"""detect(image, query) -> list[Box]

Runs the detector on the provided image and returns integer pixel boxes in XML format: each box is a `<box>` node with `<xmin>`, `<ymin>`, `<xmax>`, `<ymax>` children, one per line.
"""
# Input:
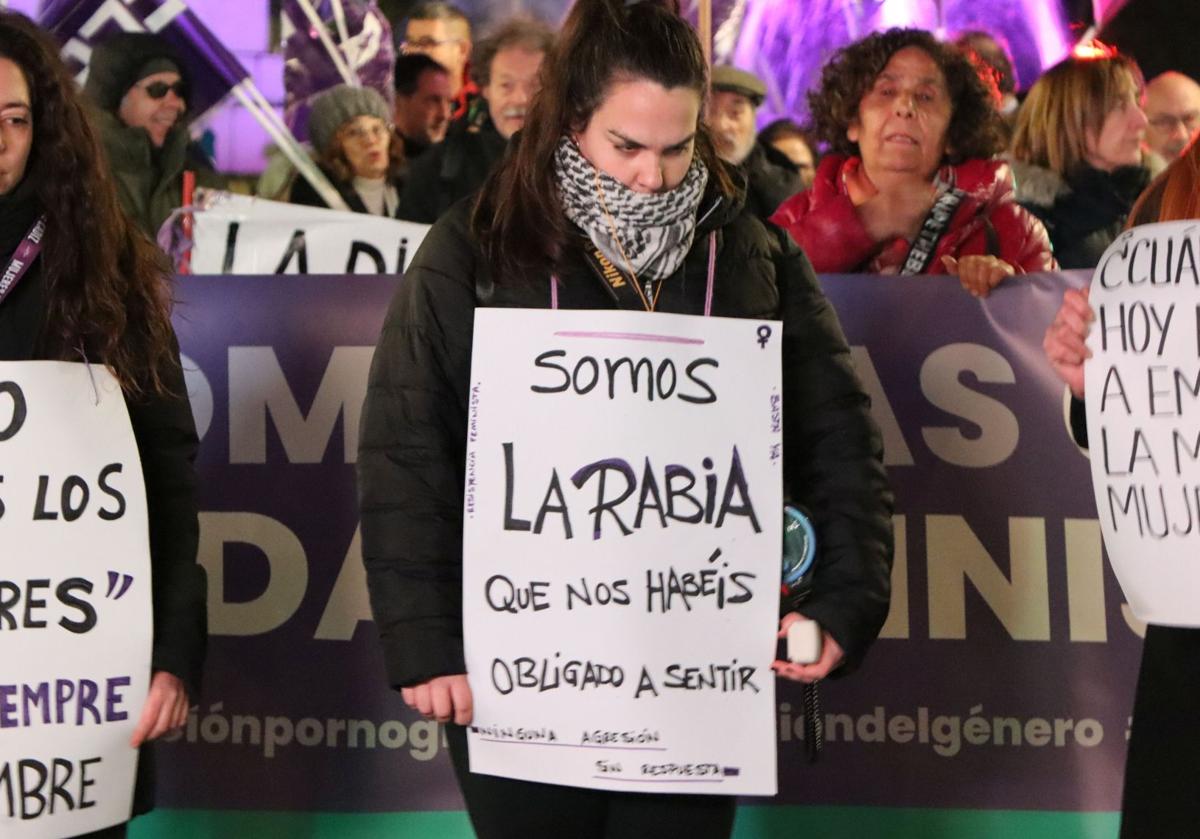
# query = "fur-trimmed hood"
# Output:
<box><xmin>1006</xmin><ymin>158</ymin><xmax>1068</xmax><ymax>210</ymax></box>
<box><xmin>1007</xmin><ymin>153</ymin><xmax>1166</xmax><ymax>211</ymax></box>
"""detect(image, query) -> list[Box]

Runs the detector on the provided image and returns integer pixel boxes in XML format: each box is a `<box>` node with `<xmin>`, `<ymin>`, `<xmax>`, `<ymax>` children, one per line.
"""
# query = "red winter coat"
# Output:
<box><xmin>770</xmin><ymin>154</ymin><xmax>1056</xmax><ymax>275</ymax></box>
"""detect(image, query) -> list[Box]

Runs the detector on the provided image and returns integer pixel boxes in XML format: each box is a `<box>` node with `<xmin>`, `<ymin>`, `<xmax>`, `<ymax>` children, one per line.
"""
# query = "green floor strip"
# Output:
<box><xmin>129</xmin><ymin>806</ymin><xmax>1121</xmax><ymax>838</ymax></box>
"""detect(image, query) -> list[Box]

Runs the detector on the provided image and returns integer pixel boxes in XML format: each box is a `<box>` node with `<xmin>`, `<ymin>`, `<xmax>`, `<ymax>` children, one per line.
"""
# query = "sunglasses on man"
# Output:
<box><xmin>138</xmin><ymin>80</ymin><xmax>188</xmax><ymax>102</ymax></box>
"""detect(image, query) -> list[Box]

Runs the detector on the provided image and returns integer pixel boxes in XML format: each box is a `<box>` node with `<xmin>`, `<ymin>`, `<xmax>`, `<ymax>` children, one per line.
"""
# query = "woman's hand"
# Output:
<box><xmin>1043</xmin><ymin>286</ymin><xmax>1094</xmax><ymax>398</ymax></box>
<box><xmin>771</xmin><ymin>612</ymin><xmax>845</xmax><ymax>683</ymax></box>
<box><xmin>401</xmin><ymin>674</ymin><xmax>473</xmax><ymax>725</ymax></box>
<box><xmin>941</xmin><ymin>254</ymin><xmax>1016</xmax><ymax>297</ymax></box>
<box><xmin>130</xmin><ymin>671</ymin><xmax>189</xmax><ymax>747</ymax></box>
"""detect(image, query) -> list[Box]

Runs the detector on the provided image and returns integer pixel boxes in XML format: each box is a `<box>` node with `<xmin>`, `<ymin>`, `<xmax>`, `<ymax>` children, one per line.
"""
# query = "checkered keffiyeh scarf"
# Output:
<box><xmin>554</xmin><ymin>135</ymin><xmax>708</xmax><ymax>280</ymax></box>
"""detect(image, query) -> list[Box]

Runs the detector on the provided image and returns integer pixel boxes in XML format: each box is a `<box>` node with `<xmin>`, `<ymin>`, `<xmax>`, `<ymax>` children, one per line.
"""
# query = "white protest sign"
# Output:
<box><xmin>463</xmin><ymin>309</ymin><xmax>782</xmax><ymax>795</ymax></box>
<box><xmin>0</xmin><ymin>362</ymin><xmax>152</xmax><ymax>837</ymax></box>
<box><xmin>189</xmin><ymin>191</ymin><xmax>429</xmax><ymax>275</ymax></box>
<box><xmin>1086</xmin><ymin>220</ymin><xmax>1200</xmax><ymax>625</ymax></box>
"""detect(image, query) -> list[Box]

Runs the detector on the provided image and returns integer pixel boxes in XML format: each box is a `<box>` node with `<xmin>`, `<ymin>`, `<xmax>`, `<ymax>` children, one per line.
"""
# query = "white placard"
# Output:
<box><xmin>189</xmin><ymin>191</ymin><xmax>429</xmax><ymax>275</ymax></box>
<box><xmin>1086</xmin><ymin>220</ymin><xmax>1200</xmax><ymax>625</ymax></box>
<box><xmin>463</xmin><ymin>309</ymin><xmax>783</xmax><ymax>795</ymax></box>
<box><xmin>0</xmin><ymin>362</ymin><xmax>152</xmax><ymax>837</ymax></box>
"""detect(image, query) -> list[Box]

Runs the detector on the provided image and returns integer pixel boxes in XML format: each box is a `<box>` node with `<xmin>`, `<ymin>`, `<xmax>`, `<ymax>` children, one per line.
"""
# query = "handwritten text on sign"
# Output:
<box><xmin>464</xmin><ymin>309</ymin><xmax>782</xmax><ymax>795</ymax></box>
<box><xmin>1086</xmin><ymin>221</ymin><xmax>1200</xmax><ymax>626</ymax></box>
<box><xmin>0</xmin><ymin>362</ymin><xmax>152</xmax><ymax>838</ymax></box>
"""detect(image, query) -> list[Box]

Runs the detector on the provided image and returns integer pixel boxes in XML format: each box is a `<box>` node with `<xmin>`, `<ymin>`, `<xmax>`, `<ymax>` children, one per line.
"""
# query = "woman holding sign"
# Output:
<box><xmin>0</xmin><ymin>13</ymin><xmax>206</xmax><ymax>839</ymax></box>
<box><xmin>1044</xmin><ymin>137</ymin><xmax>1200</xmax><ymax>839</ymax></box>
<box><xmin>359</xmin><ymin>0</ymin><xmax>892</xmax><ymax>835</ymax></box>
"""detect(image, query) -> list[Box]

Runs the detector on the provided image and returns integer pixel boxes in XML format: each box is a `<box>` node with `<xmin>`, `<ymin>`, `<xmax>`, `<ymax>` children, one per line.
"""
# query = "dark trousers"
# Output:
<box><xmin>72</xmin><ymin>826</ymin><xmax>127</xmax><ymax>838</ymax></box>
<box><xmin>446</xmin><ymin>724</ymin><xmax>737</xmax><ymax>839</ymax></box>
<box><xmin>1120</xmin><ymin>624</ymin><xmax>1200</xmax><ymax>838</ymax></box>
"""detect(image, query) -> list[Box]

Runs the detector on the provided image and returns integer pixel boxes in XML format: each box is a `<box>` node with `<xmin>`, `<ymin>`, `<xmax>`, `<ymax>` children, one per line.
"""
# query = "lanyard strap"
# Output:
<box><xmin>702</xmin><ymin>229</ymin><xmax>716</xmax><ymax>317</ymax></box>
<box><xmin>551</xmin><ymin>230</ymin><xmax>717</xmax><ymax>315</ymax></box>
<box><xmin>0</xmin><ymin>215</ymin><xmax>46</xmax><ymax>308</ymax></box>
<box><xmin>900</xmin><ymin>189</ymin><xmax>963</xmax><ymax>276</ymax></box>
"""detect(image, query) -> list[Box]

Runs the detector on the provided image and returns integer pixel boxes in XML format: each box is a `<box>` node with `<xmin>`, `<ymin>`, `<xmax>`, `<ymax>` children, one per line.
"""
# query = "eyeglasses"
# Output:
<box><xmin>139</xmin><ymin>80</ymin><xmax>188</xmax><ymax>102</ymax></box>
<box><xmin>342</xmin><ymin>121</ymin><xmax>393</xmax><ymax>143</ymax></box>
<box><xmin>1149</xmin><ymin>112</ymin><xmax>1200</xmax><ymax>132</ymax></box>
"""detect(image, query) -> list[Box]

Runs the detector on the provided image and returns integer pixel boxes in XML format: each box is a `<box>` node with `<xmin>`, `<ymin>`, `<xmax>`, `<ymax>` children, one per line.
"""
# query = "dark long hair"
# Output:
<box><xmin>472</xmin><ymin>0</ymin><xmax>734</xmax><ymax>284</ymax></box>
<box><xmin>0</xmin><ymin>12</ymin><xmax>176</xmax><ymax>395</ymax></box>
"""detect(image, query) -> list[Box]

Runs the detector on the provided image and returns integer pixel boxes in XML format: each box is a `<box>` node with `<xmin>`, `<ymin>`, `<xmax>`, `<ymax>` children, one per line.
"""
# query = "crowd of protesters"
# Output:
<box><xmin>7</xmin><ymin>0</ymin><xmax>1182</xmax><ymax>286</ymax></box>
<box><xmin>6</xmin><ymin>3</ymin><xmax>1200</xmax><ymax>837</ymax></box>
<box><xmin>61</xmin><ymin>1</ymin><xmax>1200</xmax><ymax>285</ymax></box>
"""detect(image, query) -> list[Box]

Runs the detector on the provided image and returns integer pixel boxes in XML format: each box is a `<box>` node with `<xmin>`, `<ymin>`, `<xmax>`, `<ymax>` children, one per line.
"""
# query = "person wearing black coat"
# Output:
<box><xmin>0</xmin><ymin>183</ymin><xmax>206</xmax><ymax>835</ymax></box>
<box><xmin>396</xmin><ymin>17</ymin><xmax>554</xmax><ymax>223</ymax></box>
<box><xmin>361</xmin><ymin>169</ymin><xmax>893</xmax><ymax>682</ymax></box>
<box><xmin>1008</xmin><ymin>48</ymin><xmax>1164</xmax><ymax>270</ymax></box>
<box><xmin>0</xmin><ymin>14</ymin><xmax>205</xmax><ymax>838</ymax></box>
<box><xmin>741</xmin><ymin>139</ymin><xmax>804</xmax><ymax>220</ymax></box>
<box><xmin>361</xmin><ymin>172</ymin><xmax>893</xmax><ymax>839</ymax></box>
<box><xmin>359</xmin><ymin>2</ymin><xmax>892</xmax><ymax>836</ymax></box>
<box><xmin>1010</xmin><ymin>158</ymin><xmax>1153</xmax><ymax>269</ymax></box>
<box><xmin>394</xmin><ymin>109</ymin><xmax>507</xmax><ymax>222</ymax></box>
<box><xmin>83</xmin><ymin>31</ymin><xmax>223</xmax><ymax>239</ymax></box>
<box><xmin>706</xmin><ymin>66</ymin><xmax>802</xmax><ymax>221</ymax></box>
<box><xmin>1045</xmin><ymin>145</ymin><xmax>1200</xmax><ymax>839</ymax></box>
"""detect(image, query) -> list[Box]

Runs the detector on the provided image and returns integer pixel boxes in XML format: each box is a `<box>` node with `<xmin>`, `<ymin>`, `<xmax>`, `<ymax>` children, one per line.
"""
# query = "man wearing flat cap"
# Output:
<box><xmin>85</xmin><ymin>32</ymin><xmax>220</xmax><ymax>238</ymax></box>
<box><xmin>706</xmin><ymin>65</ymin><xmax>802</xmax><ymax>220</ymax></box>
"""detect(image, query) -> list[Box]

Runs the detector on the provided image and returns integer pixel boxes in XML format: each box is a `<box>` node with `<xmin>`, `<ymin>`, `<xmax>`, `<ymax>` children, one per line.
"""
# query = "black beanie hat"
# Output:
<box><xmin>83</xmin><ymin>32</ymin><xmax>186</xmax><ymax>114</ymax></box>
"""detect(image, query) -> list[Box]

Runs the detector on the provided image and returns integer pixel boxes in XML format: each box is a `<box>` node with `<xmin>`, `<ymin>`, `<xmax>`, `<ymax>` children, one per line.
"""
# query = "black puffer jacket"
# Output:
<box><xmin>395</xmin><ymin>115</ymin><xmax>508</xmax><ymax>223</ymax></box>
<box><xmin>742</xmin><ymin>140</ymin><xmax>802</xmax><ymax>221</ymax></box>
<box><xmin>359</xmin><ymin>176</ymin><xmax>894</xmax><ymax>689</ymax></box>
<box><xmin>288</xmin><ymin>162</ymin><xmax>404</xmax><ymax>217</ymax></box>
<box><xmin>1011</xmin><ymin>158</ymin><xmax>1152</xmax><ymax>269</ymax></box>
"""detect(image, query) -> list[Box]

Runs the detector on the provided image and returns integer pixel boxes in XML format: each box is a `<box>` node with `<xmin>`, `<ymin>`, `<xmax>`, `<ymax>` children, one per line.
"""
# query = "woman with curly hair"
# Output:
<box><xmin>0</xmin><ymin>12</ymin><xmax>205</xmax><ymax>838</ymax></box>
<box><xmin>771</xmin><ymin>28</ymin><xmax>1053</xmax><ymax>296</ymax></box>
<box><xmin>290</xmin><ymin>84</ymin><xmax>407</xmax><ymax>216</ymax></box>
<box><xmin>1010</xmin><ymin>47</ymin><xmax>1160</xmax><ymax>269</ymax></box>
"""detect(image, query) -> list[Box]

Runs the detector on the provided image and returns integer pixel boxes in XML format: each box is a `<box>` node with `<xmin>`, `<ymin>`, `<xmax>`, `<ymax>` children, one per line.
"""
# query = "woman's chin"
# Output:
<box><xmin>864</xmin><ymin>157</ymin><xmax>938</xmax><ymax>182</ymax></box>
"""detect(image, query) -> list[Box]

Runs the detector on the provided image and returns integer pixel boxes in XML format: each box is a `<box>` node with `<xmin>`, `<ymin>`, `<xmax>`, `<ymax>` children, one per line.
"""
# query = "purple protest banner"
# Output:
<box><xmin>38</xmin><ymin>0</ymin><xmax>250</xmax><ymax>123</ymax></box>
<box><xmin>282</xmin><ymin>0</ymin><xmax>395</xmax><ymax>141</ymax></box>
<box><xmin>156</xmin><ymin>270</ymin><xmax>1137</xmax><ymax>819</ymax></box>
<box><xmin>775</xmin><ymin>270</ymin><xmax>1136</xmax><ymax>812</ymax></box>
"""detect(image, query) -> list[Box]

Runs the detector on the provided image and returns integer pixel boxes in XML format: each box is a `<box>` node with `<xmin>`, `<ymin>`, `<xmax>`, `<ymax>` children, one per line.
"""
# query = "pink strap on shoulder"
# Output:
<box><xmin>703</xmin><ymin>230</ymin><xmax>716</xmax><ymax>317</ymax></box>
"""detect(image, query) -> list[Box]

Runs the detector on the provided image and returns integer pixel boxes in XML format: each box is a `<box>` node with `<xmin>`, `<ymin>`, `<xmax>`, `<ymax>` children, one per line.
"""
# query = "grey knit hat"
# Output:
<box><xmin>307</xmin><ymin>85</ymin><xmax>392</xmax><ymax>155</ymax></box>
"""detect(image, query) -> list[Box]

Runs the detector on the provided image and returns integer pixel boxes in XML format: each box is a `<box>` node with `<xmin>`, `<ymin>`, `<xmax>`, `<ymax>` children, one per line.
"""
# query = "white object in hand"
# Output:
<box><xmin>787</xmin><ymin>618</ymin><xmax>822</xmax><ymax>665</ymax></box>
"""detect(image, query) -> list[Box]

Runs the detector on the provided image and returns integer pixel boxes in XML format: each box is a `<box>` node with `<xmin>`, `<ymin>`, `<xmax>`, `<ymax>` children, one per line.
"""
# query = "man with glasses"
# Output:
<box><xmin>400</xmin><ymin>2</ymin><xmax>474</xmax><ymax>118</ymax></box>
<box><xmin>1144</xmin><ymin>71</ymin><xmax>1200</xmax><ymax>161</ymax></box>
<box><xmin>84</xmin><ymin>32</ymin><xmax>219</xmax><ymax>237</ymax></box>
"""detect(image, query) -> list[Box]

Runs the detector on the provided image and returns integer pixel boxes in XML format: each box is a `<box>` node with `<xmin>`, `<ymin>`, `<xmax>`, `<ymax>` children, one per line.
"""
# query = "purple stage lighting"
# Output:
<box><xmin>717</xmin><ymin>0</ymin><xmax>1071</xmax><ymax>128</ymax></box>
